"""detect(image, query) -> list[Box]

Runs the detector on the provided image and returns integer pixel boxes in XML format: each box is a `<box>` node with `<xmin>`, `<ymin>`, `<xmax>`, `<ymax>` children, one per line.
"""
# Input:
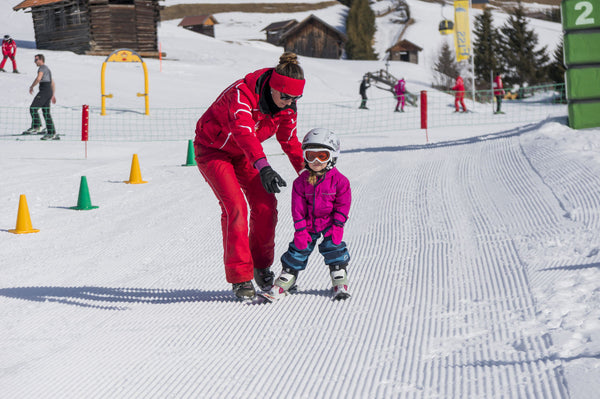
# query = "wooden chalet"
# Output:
<box><xmin>13</xmin><ymin>0</ymin><xmax>163</xmax><ymax>57</ymax></box>
<box><xmin>261</xmin><ymin>19</ymin><xmax>298</xmax><ymax>46</ymax></box>
<box><xmin>280</xmin><ymin>14</ymin><xmax>346</xmax><ymax>60</ymax></box>
<box><xmin>178</xmin><ymin>15</ymin><xmax>218</xmax><ymax>38</ymax></box>
<box><xmin>386</xmin><ymin>39</ymin><xmax>422</xmax><ymax>64</ymax></box>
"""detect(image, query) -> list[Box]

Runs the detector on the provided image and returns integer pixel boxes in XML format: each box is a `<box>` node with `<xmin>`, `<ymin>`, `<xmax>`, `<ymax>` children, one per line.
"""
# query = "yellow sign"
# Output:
<box><xmin>454</xmin><ymin>1</ymin><xmax>471</xmax><ymax>62</ymax></box>
<box><xmin>105</xmin><ymin>49</ymin><xmax>143</xmax><ymax>63</ymax></box>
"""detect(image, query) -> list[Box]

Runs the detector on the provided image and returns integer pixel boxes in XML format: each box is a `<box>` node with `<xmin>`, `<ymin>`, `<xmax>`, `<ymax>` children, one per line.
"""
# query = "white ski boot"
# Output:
<box><xmin>259</xmin><ymin>269</ymin><xmax>297</xmax><ymax>302</ymax></box>
<box><xmin>330</xmin><ymin>266</ymin><xmax>351</xmax><ymax>300</ymax></box>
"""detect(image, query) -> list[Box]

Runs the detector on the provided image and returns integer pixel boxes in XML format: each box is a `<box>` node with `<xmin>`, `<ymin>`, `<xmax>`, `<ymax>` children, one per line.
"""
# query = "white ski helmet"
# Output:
<box><xmin>301</xmin><ymin>128</ymin><xmax>340</xmax><ymax>168</ymax></box>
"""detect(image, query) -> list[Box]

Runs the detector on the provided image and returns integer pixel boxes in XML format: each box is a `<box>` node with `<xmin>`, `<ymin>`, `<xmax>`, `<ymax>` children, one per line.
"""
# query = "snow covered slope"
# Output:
<box><xmin>0</xmin><ymin>1</ymin><xmax>598</xmax><ymax>398</ymax></box>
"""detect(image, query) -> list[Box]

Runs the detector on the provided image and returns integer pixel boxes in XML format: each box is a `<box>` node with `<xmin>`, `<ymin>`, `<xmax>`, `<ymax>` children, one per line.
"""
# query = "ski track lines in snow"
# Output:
<box><xmin>4</xmin><ymin>133</ymin><xmax>596</xmax><ymax>397</ymax></box>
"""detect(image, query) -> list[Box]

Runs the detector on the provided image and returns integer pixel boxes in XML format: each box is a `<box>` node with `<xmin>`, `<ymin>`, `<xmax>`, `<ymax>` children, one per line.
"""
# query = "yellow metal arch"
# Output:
<box><xmin>101</xmin><ymin>49</ymin><xmax>149</xmax><ymax>116</ymax></box>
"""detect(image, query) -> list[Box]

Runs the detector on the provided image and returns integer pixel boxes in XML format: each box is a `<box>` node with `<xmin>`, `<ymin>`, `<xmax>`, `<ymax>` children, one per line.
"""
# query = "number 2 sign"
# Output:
<box><xmin>562</xmin><ymin>0</ymin><xmax>600</xmax><ymax>31</ymax></box>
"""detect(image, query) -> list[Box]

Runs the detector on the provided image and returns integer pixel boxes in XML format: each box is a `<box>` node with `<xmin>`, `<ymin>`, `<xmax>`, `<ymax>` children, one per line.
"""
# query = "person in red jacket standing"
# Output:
<box><xmin>194</xmin><ymin>52</ymin><xmax>306</xmax><ymax>300</ymax></box>
<box><xmin>493</xmin><ymin>73</ymin><xmax>505</xmax><ymax>114</ymax></box>
<box><xmin>1</xmin><ymin>35</ymin><xmax>18</xmax><ymax>73</ymax></box>
<box><xmin>452</xmin><ymin>75</ymin><xmax>467</xmax><ymax>112</ymax></box>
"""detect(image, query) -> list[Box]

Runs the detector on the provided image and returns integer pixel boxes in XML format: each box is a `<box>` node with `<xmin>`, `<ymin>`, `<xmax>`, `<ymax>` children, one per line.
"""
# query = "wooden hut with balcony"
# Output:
<box><xmin>280</xmin><ymin>14</ymin><xmax>346</xmax><ymax>60</ymax></box>
<box><xmin>13</xmin><ymin>0</ymin><xmax>163</xmax><ymax>57</ymax></box>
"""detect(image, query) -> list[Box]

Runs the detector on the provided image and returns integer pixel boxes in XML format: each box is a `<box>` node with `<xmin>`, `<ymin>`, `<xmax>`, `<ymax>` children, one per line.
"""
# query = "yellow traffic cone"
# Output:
<box><xmin>124</xmin><ymin>153</ymin><xmax>148</xmax><ymax>184</ymax></box>
<box><xmin>8</xmin><ymin>194</ymin><xmax>40</xmax><ymax>234</ymax></box>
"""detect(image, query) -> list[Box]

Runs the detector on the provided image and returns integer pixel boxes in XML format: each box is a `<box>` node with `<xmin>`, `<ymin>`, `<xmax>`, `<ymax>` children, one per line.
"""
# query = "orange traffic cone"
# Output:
<box><xmin>124</xmin><ymin>153</ymin><xmax>147</xmax><ymax>184</ymax></box>
<box><xmin>8</xmin><ymin>194</ymin><xmax>40</xmax><ymax>234</ymax></box>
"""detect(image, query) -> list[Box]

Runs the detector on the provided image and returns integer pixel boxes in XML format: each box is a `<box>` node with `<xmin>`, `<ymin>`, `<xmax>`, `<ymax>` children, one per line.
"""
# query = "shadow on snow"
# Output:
<box><xmin>0</xmin><ymin>286</ymin><xmax>239</xmax><ymax>310</ymax></box>
<box><xmin>0</xmin><ymin>286</ymin><xmax>336</xmax><ymax>309</ymax></box>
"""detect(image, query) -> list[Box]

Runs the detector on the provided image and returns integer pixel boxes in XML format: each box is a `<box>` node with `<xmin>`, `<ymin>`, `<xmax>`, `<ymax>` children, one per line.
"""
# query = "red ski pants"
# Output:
<box><xmin>455</xmin><ymin>95</ymin><xmax>467</xmax><ymax>112</ymax></box>
<box><xmin>195</xmin><ymin>145</ymin><xmax>277</xmax><ymax>284</ymax></box>
<box><xmin>0</xmin><ymin>55</ymin><xmax>17</xmax><ymax>71</ymax></box>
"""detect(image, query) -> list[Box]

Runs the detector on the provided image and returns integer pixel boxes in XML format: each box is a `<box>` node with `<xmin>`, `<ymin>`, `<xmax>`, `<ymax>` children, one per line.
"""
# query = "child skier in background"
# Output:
<box><xmin>264</xmin><ymin>128</ymin><xmax>352</xmax><ymax>301</ymax></box>
<box><xmin>394</xmin><ymin>77</ymin><xmax>406</xmax><ymax>112</ymax></box>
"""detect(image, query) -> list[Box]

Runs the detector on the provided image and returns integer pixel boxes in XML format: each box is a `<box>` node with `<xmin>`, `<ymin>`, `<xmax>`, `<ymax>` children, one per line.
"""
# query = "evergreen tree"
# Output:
<box><xmin>499</xmin><ymin>0</ymin><xmax>550</xmax><ymax>86</ymax></box>
<box><xmin>473</xmin><ymin>7</ymin><xmax>503</xmax><ymax>88</ymax></box>
<box><xmin>345</xmin><ymin>0</ymin><xmax>378</xmax><ymax>60</ymax></box>
<box><xmin>547</xmin><ymin>39</ymin><xmax>566</xmax><ymax>102</ymax></box>
<box><xmin>433</xmin><ymin>40</ymin><xmax>461</xmax><ymax>89</ymax></box>
<box><xmin>547</xmin><ymin>40</ymin><xmax>565</xmax><ymax>85</ymax></box>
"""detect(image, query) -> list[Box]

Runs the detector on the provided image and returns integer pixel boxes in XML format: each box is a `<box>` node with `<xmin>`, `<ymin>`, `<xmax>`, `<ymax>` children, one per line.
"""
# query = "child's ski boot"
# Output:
<box><xmin>259</xmin><ymin>268</ymin><xmax>297</xmax><ymax>302</ymax></box>
<box><xmin>330</xmin><ymin>265</ymin><xmax>351</xmax><ymax>301</ymax></box>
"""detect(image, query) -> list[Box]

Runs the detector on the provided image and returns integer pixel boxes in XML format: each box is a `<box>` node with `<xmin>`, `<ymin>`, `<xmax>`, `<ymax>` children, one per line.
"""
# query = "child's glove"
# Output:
<box><xmin>326</xmin><ymin>225</ymin><xmax>344</xmax><ymax>245</ymax></box>
<box><xmin>294</xmin><ymin>229</ymin><xmax>312</xmax><ymax>250</ymax></box>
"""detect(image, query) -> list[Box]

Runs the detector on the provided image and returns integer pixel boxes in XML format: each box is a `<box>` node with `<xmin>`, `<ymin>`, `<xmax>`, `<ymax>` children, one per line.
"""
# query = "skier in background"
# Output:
<box><xmin>194</xmin><ymin>52</ymin><xmax>306</xmax><ymax>300</ymax></box>
<box><xmin>493</xmin><ymin>73</ymin><xmax>505</xmax><ymax>114</ymax></box>
<box><xmin>1</xmin><ymin>34</ymin><xmax>18</xmax><ymax>73</ymax></box>
<box><xmin>359</xmin><ymin>75</ymin><xmax>370</xmax><ymax>109</ymax></box>
<box><xmin>24</xmin><ymin>54</ymin><xmax>58</xmax><ymax>140</ymax></box>
<box><xmin>452</xmin><ymin>75</ymin><xmax>467</xmax><ymax>113</ymax></box>
<box><xmin>394</xmin><ymin>77</ymin><xmax>406</xmax><ymax>112</ymax></box>
<box><xmin>264</xmin><ymin>128</ymin><xmax>352</xmax><ymax>301</ymax></box>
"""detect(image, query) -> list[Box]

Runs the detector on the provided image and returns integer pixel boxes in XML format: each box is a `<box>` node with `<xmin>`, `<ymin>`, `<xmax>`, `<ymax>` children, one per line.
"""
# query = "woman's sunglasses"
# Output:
<box><xmin>280</xmin><ymin>93</ymin><xmax>302</xmax><ymax>101</ymax></box>
<box><xmin>304</xmin><ymin>148</ymin><xmax>332</xmax><ymax>163</ymax></box>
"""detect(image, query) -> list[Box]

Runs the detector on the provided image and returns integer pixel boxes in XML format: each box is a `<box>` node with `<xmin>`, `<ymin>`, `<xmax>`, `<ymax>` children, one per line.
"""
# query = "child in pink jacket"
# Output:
<box><xmin>264</xmin><ymin>128</ymin><xmax>352</xmax><ymax>301</ymax></box>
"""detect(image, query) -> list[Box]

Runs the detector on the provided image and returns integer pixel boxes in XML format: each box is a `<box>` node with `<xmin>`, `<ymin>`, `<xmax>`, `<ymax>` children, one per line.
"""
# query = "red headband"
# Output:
<box><xmin>270</xmin><ymin>70</ymin><xmax>305</xmax><ymax>96</ymax></box>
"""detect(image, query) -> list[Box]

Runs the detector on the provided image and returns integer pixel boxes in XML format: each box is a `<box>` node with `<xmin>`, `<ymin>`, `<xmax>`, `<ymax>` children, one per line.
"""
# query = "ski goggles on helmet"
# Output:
<box><xmin>303</xmin><ymin>148</ymin><xmax>332</xmax><ymax>163</ymax></box>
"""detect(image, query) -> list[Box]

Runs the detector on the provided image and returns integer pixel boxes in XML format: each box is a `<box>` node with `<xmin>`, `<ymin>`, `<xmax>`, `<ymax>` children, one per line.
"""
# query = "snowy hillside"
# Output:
<box><xmin>1</xmin><ymin>1</ymin><xmax>599</xmax><ymax>398</ymax></box>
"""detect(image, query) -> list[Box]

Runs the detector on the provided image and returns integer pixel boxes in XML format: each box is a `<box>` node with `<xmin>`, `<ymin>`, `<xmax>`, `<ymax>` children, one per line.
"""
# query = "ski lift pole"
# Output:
<box><xmin>469</xmin><ymin>0</ymin><xmax>475</xmax><ymax>109</ymax></box>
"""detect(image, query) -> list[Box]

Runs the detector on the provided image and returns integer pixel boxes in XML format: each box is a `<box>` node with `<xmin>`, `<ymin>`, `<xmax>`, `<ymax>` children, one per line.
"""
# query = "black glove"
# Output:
<box><xmin>259</xmin><ymin>166</ymin><xmax>287</xmax><ymax>194</ymax></box>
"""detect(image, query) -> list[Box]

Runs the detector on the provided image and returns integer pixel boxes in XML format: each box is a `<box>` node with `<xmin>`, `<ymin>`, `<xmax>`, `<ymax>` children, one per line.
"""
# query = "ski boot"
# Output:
<box><xmin>232</xmin><ymin>280</ymin><xmax>256</xmax><ymax>300</ymax></box>
<box><xmin>22</xmin><ymin>126</ymin><xmax>45</xmax><ymax>135</ymax></box>
<box><xmin>261</xmin><ymin>268</ymin><xmax>298</xmax><ymax>301</ymax></box>
<box><xmin>330</xmin><ymin>264</ymin><xmax>351</xmax><ymax>300</ymax></box>
<box><xmin>41</xmin><ymin>132</ymin><xmax>60</xmax><ymax>141</ymax></box>
<box><xmin>254</xmin><ymin>267</ymin><xmax>275</xmax><ymax>292</ymax></box>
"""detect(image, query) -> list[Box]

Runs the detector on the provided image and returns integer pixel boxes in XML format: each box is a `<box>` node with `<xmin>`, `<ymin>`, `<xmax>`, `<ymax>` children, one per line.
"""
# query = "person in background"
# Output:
<box><xmin>1</xmin><ymin>34</ymin><xmax>18</xmax><ymax>73</ymax></box>
<box><xmin>23</xmin><ymin>54</ymin><xmax>58</xmax><ymax>140</ymax></box>
<box><xmin>452</xmin><ymin>75</ymin><xmax>467</xmax><ymax>113</ymax></box>
<box><xmin>394</xmin><ymin>77</ymin><xmax>406</xmax><ymax>112</ymax></box>
<box><xmin>194</xmin><ymin>52</ymin><xmax>306</xmax><ymax>300</ymax></box>
<box><xmin>493</xmin><ymin>73</ymin><xmax>505</xmax><ymax>114</ymax></box>
<box><xmin>264</xmin><ymin>128</ymin><xmax>352</xmax><ymax>302</ymax></box>
<box><xmin>359</xmin><ymin>75</ymin><xmax>370</xmax><ymax>109</ymax></box>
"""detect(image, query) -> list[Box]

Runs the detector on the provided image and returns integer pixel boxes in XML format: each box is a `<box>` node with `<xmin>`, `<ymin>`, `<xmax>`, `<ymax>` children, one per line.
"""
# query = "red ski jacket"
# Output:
<box><xmin>195</xmin><ymin>68</ymin><xmax>304</xmax><ymax>172</ymax></box>
<box><xmin>452</xmin><ymin>77</ymin><xmax>465</xmax><ymax>99</ymax></box>
<box><xmin>493</xmin><ymin>75</ymin><xmax>505</xmax><ymax>96</ymax></box>
<box><xmin>2</xmin><ymin>39</ymin><xmax>16</xmax><ymax>57</ymax></box>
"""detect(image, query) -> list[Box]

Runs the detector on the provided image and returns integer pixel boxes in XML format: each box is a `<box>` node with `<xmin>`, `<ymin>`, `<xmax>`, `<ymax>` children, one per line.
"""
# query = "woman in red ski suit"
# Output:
<box><xmin>452</xmin><ymin>76</ymin><xmax>467</xmax><ymax>112</ymax></box>
<box><xmin>194</xmin><ymin>52</ymin><xmax>305</xmax><ymax>299</ymax></box>
<box><xmin>1</xmin><ymin>35</ymin><xmax>18</xmax><ymax>73</ymax></box>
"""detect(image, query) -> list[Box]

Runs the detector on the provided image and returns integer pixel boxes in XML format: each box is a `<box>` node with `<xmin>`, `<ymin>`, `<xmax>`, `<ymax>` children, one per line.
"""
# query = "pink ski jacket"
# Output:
<box><xmin>395</xmin><ymin>79</ymin><xmax>405</xmax><ymax>95</ymax></box>
<box><xmin>291</xmin><ymin>167</ymin><xmax>351</xmax><ymax>234</ymax></box>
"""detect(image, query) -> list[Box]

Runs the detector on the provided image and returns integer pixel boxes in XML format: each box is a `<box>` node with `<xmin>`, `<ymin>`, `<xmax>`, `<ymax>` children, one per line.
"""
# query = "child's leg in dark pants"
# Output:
<box><xmin>278</xmin><ymin>234</ymin><xmax>319</xmax><ymax>291</ymax></box>
<box><xmin>318</xmin><ymin>236</ymin><xmax>351</xmax><ymax>295</ymax></box>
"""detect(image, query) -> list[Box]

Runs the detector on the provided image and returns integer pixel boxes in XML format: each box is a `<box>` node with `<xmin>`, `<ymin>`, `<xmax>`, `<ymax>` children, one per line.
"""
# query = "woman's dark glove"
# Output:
<box><xmin>259</xmin><ymin>166</ymin><xmax>287</xmax><ymax>194</ymax></box>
